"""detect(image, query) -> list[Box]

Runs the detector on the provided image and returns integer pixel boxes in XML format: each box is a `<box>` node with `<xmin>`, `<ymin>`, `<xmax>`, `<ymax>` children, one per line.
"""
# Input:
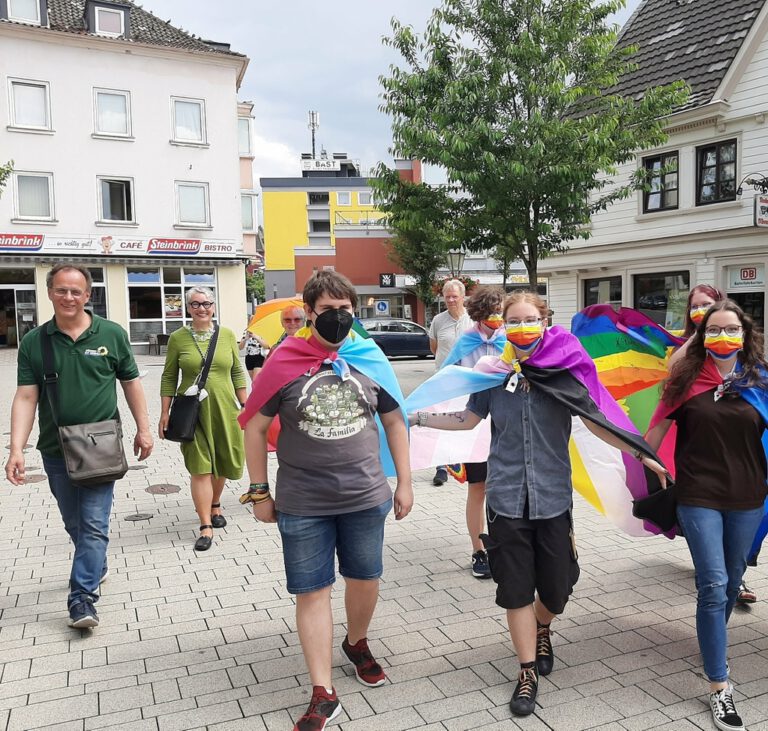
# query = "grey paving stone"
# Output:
<box><xmin>7</xmin><ymin>693</ymin><xmax>98</xmax><ymax>731</ymax></box>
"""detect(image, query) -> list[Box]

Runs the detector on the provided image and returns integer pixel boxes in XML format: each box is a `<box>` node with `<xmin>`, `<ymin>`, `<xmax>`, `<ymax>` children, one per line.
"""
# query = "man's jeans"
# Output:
<box><xmin>43</xmin><ymin>456</ymin><xmax>114</xmax><ymax>608</ymax></box>
<box><xmin>677</xmin><ymin>504</ymin><xmax>764</xmax><ymax>682</ymax></box>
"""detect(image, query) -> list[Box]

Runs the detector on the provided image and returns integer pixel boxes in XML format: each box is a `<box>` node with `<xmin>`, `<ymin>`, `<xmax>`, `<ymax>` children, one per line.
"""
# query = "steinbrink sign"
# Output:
<box><xmin>0</xmin><ymin>233</ymin><xmax>241</xmax><ymax>257</ymax></box>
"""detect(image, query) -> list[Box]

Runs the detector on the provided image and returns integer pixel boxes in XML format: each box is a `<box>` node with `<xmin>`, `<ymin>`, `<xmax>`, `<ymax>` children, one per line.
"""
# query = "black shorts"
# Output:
<box><xmin>464</xmin><ymin>461</ymin><xmax>488</xmax><ymax>484</ymax></box>
<box><xmin>482</xmin><ymin>507</ymin><xmax>579</xmax><ymax>614</ymax></box>
<box><xmin>245</xmin><ymin>354</ymin><xmax>265</xmax><ymax>371</ymax></box>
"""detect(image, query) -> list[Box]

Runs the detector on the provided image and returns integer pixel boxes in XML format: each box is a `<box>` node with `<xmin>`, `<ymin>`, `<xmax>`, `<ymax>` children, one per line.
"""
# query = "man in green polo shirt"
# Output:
<box><xmin>5</xmin><ymin>263</ymin><xmax>153</xmax><ymax>629</ymax></box>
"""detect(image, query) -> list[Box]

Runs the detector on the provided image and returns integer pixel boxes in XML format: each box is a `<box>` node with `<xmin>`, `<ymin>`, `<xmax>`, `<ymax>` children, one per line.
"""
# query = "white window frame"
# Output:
<box><xmin>7</xmin><ymin>78</ymin><xmax>51</xmax><ymax>132</ymax></box>
<box><xmin>175</xmin><ymin>181</ymin><xmax>211</xmax><ymax>228</ymax></box>
<box><xmin>94</xmin><ymin>6</ymin><xmax>124</xmax><ymax>37</ymax></box>
<box><xmin>241</xmin><ymin>192</ymin><xmax>257</xmax><ymax>231</ymax></box>
<box><xmin>337</xmin><ymin>191</ymin><xmax>351</xmax><ymax>206</ymax></box>
<box><xmin>238</xmin><ymin>117</ymin><xmax>253</xmax><ymax>156</ymax></box>
<box><xmin>358</xmin><ymin>191</ymin><xmax>372</xmax><ymax>206</ymax></box>
<box><xmin>96</xmin><ymin>175</ymin><xmax>136</xmax><ymax>225</ymax></box>
<box><xmin>93</xmin><ymin>88</ymin><xmax>132</xmax><ymax>138</ymax></box>
<box><xmin>12</xmin><ymin>171</ymin><xmax>55</xmax><ymax>222</ymax></box>
<box><xmin>8</xmin><ymin>0</ymin><xmax>41</xmax><ymax>24</ymax></box>
<box><xmin>171</xmin><ymin>96</ymin><xmax>207</xmax><ymax>145</ymax></box>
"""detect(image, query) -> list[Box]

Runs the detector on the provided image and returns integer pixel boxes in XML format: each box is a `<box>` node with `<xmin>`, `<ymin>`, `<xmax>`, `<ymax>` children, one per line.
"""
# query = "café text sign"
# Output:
<box><xmin>0</xmin><ymin>233</ymin><xmax>241</xmax><ymax>258</ymax></box>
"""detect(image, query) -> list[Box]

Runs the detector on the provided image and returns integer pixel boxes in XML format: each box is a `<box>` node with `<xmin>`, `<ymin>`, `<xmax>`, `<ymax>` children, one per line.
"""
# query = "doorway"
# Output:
<box><xmin>0</xmin><ymin>289</ymin><xmax>15</xmax><ymax>347</ymax></box>
<box><xmin>727</xmin><ymin>291</ymin><xmax>765</xmax><ymax>332</ymax></box>
<box><xmin>0</xmin><ymin>287</ymin><xmax>38</xmax><ymax>347</ymax></box>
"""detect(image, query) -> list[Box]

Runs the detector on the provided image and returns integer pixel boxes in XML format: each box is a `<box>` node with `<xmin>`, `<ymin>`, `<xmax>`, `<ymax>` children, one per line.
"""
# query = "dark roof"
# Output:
<box><xmin>5</xmin><ymin>0</ymin><xmax>244</xmax><ymax>57</ymax></box>
<box><xmin>613</xmin><ymin>0</ymin><xmax>765</xmax><ymax>112</ymax></box>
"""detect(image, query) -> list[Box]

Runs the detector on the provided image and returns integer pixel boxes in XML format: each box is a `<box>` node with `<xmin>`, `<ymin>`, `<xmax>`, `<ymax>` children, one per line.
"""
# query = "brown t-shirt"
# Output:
<box><xmin>671</xmin><ymin>388</ymin><xmax>767</xmax><ymax>510</ymax></box>
<box><xmin>261</xmin><ymin>364</ymin><xmax>400</xmax><ymax>516</ymax></box>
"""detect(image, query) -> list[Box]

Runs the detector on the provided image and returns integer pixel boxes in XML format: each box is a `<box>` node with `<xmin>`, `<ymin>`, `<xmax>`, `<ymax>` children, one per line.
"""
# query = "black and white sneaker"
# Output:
<box><xmin>471</xmin><ymin>550</ymin><xmax>491</xmax><ymax>579</ymax></box>
<box><xmin>68</xmin><ymin>600</ymin><xmax>99</xmax><ymax>629</ymax></box>
<box><xmin>709</xmin><ymin>686</ymin><xmax>745</xmax><ymax>731</ymax></box>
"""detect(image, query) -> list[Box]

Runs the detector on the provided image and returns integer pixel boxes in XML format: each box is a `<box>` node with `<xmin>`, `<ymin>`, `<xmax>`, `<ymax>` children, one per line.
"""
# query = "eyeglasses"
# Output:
<box><xmin>51</xmin><ymin>288</ymin><xmax>86</xmax><ymax>298</ymax></box>
<box><xmin>282</xmin><ymin>318</ymin><xmax>303</xmax><ymax>323</ymax></box>
<box><xmin>506</xmin><ymin>318</ymin><xmax>542</xmax><ymax>327</ymax></box>
<box><xmin>189</xmin><ymin>301</ymin><xmax>214</xmax><ymax>310</ymax></box>
<box><xmin>704</xmin><ymin>325</ymin><xmax>743</xmax><ymax>337</ymax></box>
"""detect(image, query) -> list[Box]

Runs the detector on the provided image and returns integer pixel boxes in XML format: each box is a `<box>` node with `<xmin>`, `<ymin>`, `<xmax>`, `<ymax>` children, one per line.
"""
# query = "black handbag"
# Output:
<box><xmin>164</xmin><ymin>326</ymin><xmax>219</xmax><ymax>443</ymax></box>
<box><xmin>632</xmin><ymin>481</ymin><xmax>678</xmax><ymax>532</ymax></box>
<box><xmin>41</xmin><ymin>325</ymin><xmax>129</xmax><ymax>487</ymax></box>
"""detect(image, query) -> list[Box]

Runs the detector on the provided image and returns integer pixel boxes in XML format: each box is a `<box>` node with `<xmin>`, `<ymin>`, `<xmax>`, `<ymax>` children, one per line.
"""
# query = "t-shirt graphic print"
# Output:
<box><xmin>298</xmin><ymin>372</ymin><xmax>368</xmax><ymax>440</ymax></box>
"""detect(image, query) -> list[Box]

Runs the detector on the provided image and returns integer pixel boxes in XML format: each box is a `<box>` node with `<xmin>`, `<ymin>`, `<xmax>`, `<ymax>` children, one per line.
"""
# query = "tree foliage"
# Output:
<box><xmin>246</xmin><ymin>270</ymin><xmax>265</xmax><ymax>302</ymax></box>
<box><xmin>0</xmin><ymin>160</ymin><xmax>13</xmax><ymax>198</ymax></box>
<box><xmin>379</xmin><ymin>0</ymin><xmax>689</xmax><ymax>285</ymax></box>
<box><xmin>371</xmin><ymin>166</ymin><xmax>467</xmax><ymax>313</ymax></box>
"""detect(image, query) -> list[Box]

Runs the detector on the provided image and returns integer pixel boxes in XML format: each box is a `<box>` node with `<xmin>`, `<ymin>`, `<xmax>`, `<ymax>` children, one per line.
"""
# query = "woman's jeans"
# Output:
<box><xmin>43</xmin><ymin>456</ymin><xmax>114</xmax><ymax>609</ymax></box>
<box><xmin>677</xmin><ymin>504</ymin><xmax>764</xmax><ymax>683</ymax></box>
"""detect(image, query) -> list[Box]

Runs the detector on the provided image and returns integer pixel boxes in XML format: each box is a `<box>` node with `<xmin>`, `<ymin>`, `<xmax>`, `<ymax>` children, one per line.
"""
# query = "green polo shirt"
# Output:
<box><xmin>17</xmin><ymin>315</ymin><xmax>139</xmax><ymax>457</ymax></box>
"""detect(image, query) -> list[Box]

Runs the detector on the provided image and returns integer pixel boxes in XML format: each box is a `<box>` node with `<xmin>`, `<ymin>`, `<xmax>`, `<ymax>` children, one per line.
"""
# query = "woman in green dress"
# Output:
<box><xmin>159</xmin><ymin>287</ymin><xmax>247</xmax><ymax>551</ymax></box>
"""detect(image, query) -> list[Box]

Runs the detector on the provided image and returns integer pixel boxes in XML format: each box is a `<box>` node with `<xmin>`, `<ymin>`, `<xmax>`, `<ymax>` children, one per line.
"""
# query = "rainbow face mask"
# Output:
<box><xmin>505</xmin><ymin>324</ymin><xmax>542</xmax><ymax>350</ymax></box>
<box><xmin>690</xmin><ymin>306</ymin><xmax>709</xmax><ymax>325</ymax></box>
<box><xmin>704</xmin><ymin>333</ymin><xmax>743</xmax><ymax>359</ymax></box>
<box><xmin>481</xmin><ymin>314</ymin><xmax>504</xmax><ymax>330</ymax></box>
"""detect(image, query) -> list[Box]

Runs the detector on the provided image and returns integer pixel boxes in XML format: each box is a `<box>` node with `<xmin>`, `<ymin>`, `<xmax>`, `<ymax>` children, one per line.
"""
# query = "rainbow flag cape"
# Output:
<box><xmin>406</xmin><ymin>327</ymin><xmax>667</xmax><ymax>537</ymax></box>
<box><xmin>571</xmin><ymin>305</ymin><xmax>684</xmax><ymax>433</ymax></box>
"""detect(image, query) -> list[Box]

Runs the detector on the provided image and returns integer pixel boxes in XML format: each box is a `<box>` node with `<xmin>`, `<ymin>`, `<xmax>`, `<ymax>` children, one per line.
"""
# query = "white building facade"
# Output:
<box><xmin>0</xmin><ymin>0</ymin><xmax>250</xmax><ymax>348</ymax></box>
<box><xmin>542</xmin><ymin>0</ymin><xmax>768</xmax><ymax>334</ymax></box>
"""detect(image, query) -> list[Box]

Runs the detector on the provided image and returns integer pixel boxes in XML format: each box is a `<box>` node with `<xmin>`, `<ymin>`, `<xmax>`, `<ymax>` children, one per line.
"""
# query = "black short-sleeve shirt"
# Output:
<box><xmin>670</xmin><ymin>388</ymin><xmax>767</xmax><ymax>510</ymax></box>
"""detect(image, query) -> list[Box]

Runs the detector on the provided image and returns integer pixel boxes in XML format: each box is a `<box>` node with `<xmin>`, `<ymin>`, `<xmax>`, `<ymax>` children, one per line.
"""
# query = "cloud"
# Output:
<box><xmin>253</xmin><ymin>134</ymin><xmax>299</xmax><ymax>180</ymax></box>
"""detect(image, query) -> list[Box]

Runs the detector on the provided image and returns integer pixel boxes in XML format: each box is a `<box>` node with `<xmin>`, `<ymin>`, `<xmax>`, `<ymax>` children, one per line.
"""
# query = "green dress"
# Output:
<box><xmin>161</xmin><ymin>327</ymin><xmax>247</xmax><ymax>479</ymax></box>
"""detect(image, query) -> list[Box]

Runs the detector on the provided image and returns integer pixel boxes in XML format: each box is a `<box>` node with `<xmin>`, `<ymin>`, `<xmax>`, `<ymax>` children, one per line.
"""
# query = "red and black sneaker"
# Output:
<box><xmin>341</xmin><ymin>636</ymin><xmax>387</xmax><ymax>687</ymax></box>
<box><xmin>293</xmin><ymin>686</ymin><xmax>341</xmax><ymax>731</ymax></box>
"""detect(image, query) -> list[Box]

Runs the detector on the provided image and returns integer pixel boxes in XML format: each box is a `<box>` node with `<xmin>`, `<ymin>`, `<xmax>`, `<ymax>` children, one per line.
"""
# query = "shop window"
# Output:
<box><xmin>337</xmin><ymin>191</ymin><xmax>351</xmax><ymax>206</ymax></box>
<box><xmin>14</xmin><ymin>172</ymin><xmax>53</xmax><ymax>220</ymax></box>
<box><xmin>238</xmin><ymin>117</ymin><xmax>252</xmax><ymax>155</ymax></box>
<box><xmin>164</xmin><ymin>267</ymin><xmax>181</xmax><ymax>284</ymax></box>
<box><xmin>6</xmin><ymin>0</ymin><xmax>43</xmax><ymax>24</ymax></box>
<box><xmin>633</xmin><ymin>271</ymin><xmax>690</xmax><ymax>329</ymax></box>
<box><xmin>127</xmin><ymin>267</ymin><xmax>160</xmax><ymax>284</ymax></box>
<box><xmin>8</xmin><ymin>79</ymin><xmax>50</xmax><ymax>130</ymax></box>
<box><xmin>94</xmin><ymin>89</ymin><xmax>131</xmax><ymax>137</ymax></box>
<box><xmin>697</xmin><ymin>140</ymin><xmax>737</xmax><ymax>205</ymax></box>
<box><xmin>0</xmin><ymin>268</ymin><xmax>35</xmax><ymax>284</ymax></box>
<box><xmin>98</xmin><ymin>177</ymin><xmax>134</xmax><ymax>223</ymax></box>
<box><xmin>184</xmin><ymin>269</ymin><xmax>215</xmax><ymax>284</ymax></box>
<box><xmin>84</xmin><ymin>267</ymin><xmax>107</xmax><ymax>318</ymax></box>
<box><xmin>583</xmin><ymin>276</ymin><xmax>622</xmax><ymax>308</ymax></box>
<box><xmin>171</xmin><ymin>97</ymin><xmax>206</xmax><ymax>144</ymax></box>
<box><xmin>129</xmin><ymin>287</ymin><xmax>162</xmax><ymax>319</ymax></box>
<box><xmin>175</xmin><ymin>182</ymin><xmax>210</xmax><ymax>226</ymax></box>
<box><xmin>642</xmin><ymin>152</ymin><xmax>678</xmax><ymax>212</ymax></box>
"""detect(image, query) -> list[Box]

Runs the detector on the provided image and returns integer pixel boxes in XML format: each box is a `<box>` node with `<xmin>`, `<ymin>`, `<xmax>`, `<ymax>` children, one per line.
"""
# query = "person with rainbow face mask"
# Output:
<box><xmin>646</xmin><ymin>300</ymin><xmax>768</xmax><ymax>731</ymax></box>
<box><xmin>439</xmin><ymin>285</ymin><xmax>507</xmax><ymax>580</ymax></box>
<box><xmin>668</xmin><ymin>285</ymin><xmax>726</xmax><ymax>370</ymax></box>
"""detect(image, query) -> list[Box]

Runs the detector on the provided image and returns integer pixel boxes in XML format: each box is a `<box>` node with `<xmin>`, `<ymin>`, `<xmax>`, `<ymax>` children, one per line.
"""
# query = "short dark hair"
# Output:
<box><xmin>466</xmin><ymin>285</ymin><xmax>505</xmax><ymax>322</ymax></box>
<box><xmin>47</xmin><ymin>263</ymin><xmax>92</xmax><ymax>290</ymax></box>
<box><xmin>303</xmin><ymin>270</ymin><xmax>357</xmax><ymax>310</ymax></box>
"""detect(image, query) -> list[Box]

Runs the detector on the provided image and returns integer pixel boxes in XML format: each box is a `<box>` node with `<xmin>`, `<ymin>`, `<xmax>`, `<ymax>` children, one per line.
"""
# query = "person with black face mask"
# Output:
<box><xmin>238</xmin><ymin>270</ymin><xmax>413</xmax><ymax>731</ymax></box>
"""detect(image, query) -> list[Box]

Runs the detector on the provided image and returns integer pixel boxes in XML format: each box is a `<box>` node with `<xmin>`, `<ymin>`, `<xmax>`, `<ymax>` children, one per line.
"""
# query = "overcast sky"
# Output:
<box><xmin>140</xmin><ymin>0</ymin><xmax>643</xmax><ymax>182</ymax></box>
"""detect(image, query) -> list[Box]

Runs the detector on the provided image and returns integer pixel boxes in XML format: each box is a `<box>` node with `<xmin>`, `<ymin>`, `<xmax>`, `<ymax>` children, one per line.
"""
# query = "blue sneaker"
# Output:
<box><xmin>471</xmin><ymin>550</ymin><xmax>491</xmax><ymax>579</ymax></box>
<box><xmin>68</xmin><ymin>600</ymin><xmax>99</xmax><ymax>629</ymax></box>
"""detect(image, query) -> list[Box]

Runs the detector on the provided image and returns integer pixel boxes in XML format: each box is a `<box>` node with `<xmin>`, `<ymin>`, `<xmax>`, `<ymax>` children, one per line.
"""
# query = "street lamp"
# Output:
<box><xmin>446</xmin><ymin>249</ymin><xmax>466</xmax><ymax>278</ymax></box>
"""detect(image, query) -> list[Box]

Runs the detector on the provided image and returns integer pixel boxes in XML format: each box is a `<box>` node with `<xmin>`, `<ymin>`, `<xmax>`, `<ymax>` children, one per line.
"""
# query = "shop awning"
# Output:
<box><xmin>0</xmin><ymin>256</ymin><xmax>247</xmax><ymax>267</ymax></box>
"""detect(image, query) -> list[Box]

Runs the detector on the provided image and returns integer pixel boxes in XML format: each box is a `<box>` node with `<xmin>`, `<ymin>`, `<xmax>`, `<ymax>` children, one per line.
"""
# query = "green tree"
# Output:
<box><xmin>0</xmin><ymin>160</ymin><xmax>13</xmax><ymax>197</ymax></box>
<box><xmin>380</xmin><ymin>0</ymin><xmax>688</xmax><ymax>286</ymax></box>
<box><xmin>246</xmin><ymin>270</ymin><xmax>264</xmax><ymax>302</ymax></box>
<box><xmin>372</xmin><ymin>167</ymin><xmax>465</xmax><ymax>317</ymax></box>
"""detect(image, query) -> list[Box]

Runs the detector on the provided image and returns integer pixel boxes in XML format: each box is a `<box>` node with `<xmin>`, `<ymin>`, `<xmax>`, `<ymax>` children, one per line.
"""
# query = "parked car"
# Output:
<box><xmin>360</xmin><ymin>318</ymin><xmax>434</xmax><ymax>358</ymax></box>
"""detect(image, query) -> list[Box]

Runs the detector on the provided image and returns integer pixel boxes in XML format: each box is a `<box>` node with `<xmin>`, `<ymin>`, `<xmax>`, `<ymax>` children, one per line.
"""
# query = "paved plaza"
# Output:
<box><xmin>0</xmin><ymin>349</ymin><xmax>767</xmax><ymax>731</ymax></box>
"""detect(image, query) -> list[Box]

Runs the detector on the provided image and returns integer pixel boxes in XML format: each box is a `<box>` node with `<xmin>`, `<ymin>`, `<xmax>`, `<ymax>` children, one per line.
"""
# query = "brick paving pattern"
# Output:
<box><xmin>0</xmin><ymin>350</ymin><xmax>766</xmax><ymax>730</ymax></box>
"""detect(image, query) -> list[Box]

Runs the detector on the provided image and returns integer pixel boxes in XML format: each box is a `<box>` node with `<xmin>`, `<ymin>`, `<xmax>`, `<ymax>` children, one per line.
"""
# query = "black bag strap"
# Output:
<box><xmin>40</xmin><ymin>322</ymin><xmax>61</xmax><ymax>427</ymax></box>
<box><xmin>194</xmin><ymin>325</ymin><xmax>220</xmax><ymax>392</ymax></box>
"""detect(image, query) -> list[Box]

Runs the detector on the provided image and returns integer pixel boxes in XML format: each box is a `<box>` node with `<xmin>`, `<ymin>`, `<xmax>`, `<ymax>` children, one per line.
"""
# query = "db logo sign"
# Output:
<box><xmin>741</xmin><ymin>267</ymin><xmax>757</xmax><ymax>281</ymax></box>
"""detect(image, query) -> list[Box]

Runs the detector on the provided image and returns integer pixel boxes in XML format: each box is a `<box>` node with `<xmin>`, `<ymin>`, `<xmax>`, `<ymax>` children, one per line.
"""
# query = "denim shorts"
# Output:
<box><xmin>277</xmin><ymin>498</ymin><xmax>392</xmax><ymax>594</ymax></box>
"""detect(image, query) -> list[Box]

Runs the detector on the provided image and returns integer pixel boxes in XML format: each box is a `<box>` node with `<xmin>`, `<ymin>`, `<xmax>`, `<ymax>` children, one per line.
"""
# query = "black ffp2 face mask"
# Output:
<box><xmin>311</xmin><ymin>308</ymin><xmax>354</xmax><ymax>344</ymax></box>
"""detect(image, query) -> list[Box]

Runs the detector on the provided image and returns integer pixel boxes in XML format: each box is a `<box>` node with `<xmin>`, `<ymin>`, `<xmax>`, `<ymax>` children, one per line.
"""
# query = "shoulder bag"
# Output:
<box><xmin>41</xmin><ymin>324</ymin><xmax>129</xmax><ymax>487</ymax></box>
<box><xmin>164</xmin><ymin>325</ymin><xmax>220</xmax><ymax>443</ymax></box>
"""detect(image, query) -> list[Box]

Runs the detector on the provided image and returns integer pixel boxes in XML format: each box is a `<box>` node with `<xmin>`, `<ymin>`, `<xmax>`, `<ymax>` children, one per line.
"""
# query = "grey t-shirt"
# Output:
<box><xmin>429</xmin><ymin>310</ymin><xmax>471</xmax><ymax>368</ymax></box>
<box><xmin>261</xmin><ymin>364</ymin><xmax>400</xmax><ymax>516</ymax></box>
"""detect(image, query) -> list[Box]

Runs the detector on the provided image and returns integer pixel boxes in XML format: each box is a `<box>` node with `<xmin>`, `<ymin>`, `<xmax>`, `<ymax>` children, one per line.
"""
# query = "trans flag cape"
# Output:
<box><xmin>648</xmin><ymin>357</ymin><xmax>768</xmax><ymax>559</ymax></box>
<box><xmin>441</xmin><ymin>324</ymin><xmax>506</xmax><ymax>369</ymax></box>
<box><xmin>406</xmin><ymin>326</ymin><xmax>668</xmax><ymax>537</ymax></box>
<box><xmin>238</xmin><ymin>327</ymin><xmax>407</xmax><ymax>477</ymax></box>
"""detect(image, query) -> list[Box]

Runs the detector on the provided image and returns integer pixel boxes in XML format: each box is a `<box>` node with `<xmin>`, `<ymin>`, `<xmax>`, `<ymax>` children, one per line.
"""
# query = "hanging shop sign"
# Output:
<box><xmin>0</xmin><ymin>233</ymin><xmax>241</xmax><ymax>258</ymax></box>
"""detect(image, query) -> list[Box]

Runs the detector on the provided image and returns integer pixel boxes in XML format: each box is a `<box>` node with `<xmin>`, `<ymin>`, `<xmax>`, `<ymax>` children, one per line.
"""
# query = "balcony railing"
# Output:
<box><xmin>334</xmin><ymin>209</ymin><xmax>388</xmax><ymax>228</ymax></box>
